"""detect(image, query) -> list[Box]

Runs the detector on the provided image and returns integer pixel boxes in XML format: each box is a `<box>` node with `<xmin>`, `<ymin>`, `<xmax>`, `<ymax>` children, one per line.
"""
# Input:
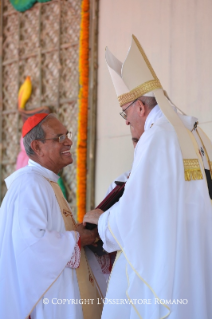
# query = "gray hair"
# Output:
<box><xmin>137</xmin><ymin>96</ymin><xmax>157</xmax><ymax>110</ymax></box>
<box><xmin>23</xmin><ymin>113</ymin><xmax>57</xmax><ymax>156</ymax></box>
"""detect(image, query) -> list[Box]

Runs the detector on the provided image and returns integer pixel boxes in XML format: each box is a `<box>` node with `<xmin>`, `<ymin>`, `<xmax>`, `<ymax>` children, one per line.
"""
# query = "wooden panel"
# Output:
<box><xmin>0</xmin><ymin>0</ymin><xmax>85</xmax><ymax>216</ymax></box>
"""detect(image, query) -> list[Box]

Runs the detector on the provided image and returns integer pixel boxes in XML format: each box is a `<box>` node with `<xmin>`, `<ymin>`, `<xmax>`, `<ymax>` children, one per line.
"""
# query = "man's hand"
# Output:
<box><xmin>83</xmin><ymin>209</ymin><xmax>103</xmax><ymax>226</ymax></box>
<box><xmin>76</xmin><ymin>223</ymin><xmax>98</xmax><ymax>247</ymax></box>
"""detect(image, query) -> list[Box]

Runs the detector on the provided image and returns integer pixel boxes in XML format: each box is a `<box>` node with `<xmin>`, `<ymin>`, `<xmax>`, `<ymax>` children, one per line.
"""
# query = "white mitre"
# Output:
<box><xmin>105</xmin><ymin>35</ymin><xmax>205</xmax><ymax>181</ymax></box>
<box><xmin>105</xmin><ymin>36</ymin><xmax>160</xmax><ymax>104</ymax></box>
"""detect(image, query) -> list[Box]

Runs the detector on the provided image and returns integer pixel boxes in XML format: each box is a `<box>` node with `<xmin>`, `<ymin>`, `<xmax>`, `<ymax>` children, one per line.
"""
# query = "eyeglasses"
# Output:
<box><xmin>119</xmin><ymin>98</ymin><xmax>138</xmax><ymax>120</ymax></box>
<box><xmin>39</xmin><ymin>131</ymin><xmax>72</xmax><ymax>143</ymax></box>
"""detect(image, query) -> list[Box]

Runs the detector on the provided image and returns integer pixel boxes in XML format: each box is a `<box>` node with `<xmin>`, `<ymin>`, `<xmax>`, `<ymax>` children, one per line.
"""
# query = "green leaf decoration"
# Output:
<box><xmin>10</xmin><ymin>0</ymin><xmax>51</xmax><ymax>12</ymax></box>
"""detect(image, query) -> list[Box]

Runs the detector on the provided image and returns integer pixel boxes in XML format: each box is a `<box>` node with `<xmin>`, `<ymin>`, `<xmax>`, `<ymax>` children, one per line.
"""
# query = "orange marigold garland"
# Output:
<box><xmin>76</xmin><ymin>0</ymin><xmax>90</xmax><ymax>222</ymax></box>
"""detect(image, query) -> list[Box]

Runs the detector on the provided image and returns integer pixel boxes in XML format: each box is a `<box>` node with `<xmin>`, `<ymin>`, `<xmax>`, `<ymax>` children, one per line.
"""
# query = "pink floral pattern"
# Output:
<box><xmin>66</xmin><ymin>233</ymin><xmax>81</xmax><ymax>269</ymax></box>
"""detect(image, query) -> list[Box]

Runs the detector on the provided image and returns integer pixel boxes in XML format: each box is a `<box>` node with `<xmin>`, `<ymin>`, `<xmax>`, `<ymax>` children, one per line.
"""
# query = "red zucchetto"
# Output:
<box><xmin>22</xmin><ymin>113</ymin><xmax>48</xmax><ymax>137</ymax></box>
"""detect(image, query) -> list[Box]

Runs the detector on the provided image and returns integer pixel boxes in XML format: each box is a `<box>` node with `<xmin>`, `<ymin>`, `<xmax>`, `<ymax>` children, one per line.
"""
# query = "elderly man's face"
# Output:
<box><xmin>38</xmin><ymin>117</ymin><xmax>73</xmax><ymax>174</ymax></box>
<box><xmin>122</xmin><ymin>99</ymin><xmax>146</xmax><ymax>139</ymax></box>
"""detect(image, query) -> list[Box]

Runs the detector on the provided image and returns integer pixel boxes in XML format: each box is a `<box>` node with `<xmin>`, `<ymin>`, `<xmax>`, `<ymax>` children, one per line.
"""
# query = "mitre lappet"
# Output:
<box><xmin>105</xmin><ymin>34</ymin><xmax>212</xmax><ymax>182</ymax></box>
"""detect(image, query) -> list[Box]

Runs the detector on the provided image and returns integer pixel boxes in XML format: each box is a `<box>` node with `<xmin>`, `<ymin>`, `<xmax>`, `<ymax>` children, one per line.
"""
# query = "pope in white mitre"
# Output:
<box><xmin>84</xmin><ymin>35</ymin><xmax>212</xmax><ymax>319</ymax></box>
<box><xmin>0</xmin><ymin>113</ymin><xmax>105</xmax><ymax>319</ymax></box>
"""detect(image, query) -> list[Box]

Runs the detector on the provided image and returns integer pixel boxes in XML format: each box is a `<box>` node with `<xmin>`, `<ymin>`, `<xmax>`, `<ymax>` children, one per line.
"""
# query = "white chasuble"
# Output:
<box><xmin>0</xmin><ymin>160</ymin><xmax>103</xmax><ymax>319</ymax></box>
<box><xmin>98</xmin><ymin>107</ymin><xmax>212</xmax><ymax>319</ymax></box>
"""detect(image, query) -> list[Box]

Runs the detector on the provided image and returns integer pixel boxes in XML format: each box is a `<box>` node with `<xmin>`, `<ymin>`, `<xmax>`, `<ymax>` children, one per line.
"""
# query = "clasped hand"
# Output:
<box><xmin>76</xmin><ymin>223</ymin><xmax>98</xmax><ymax>247</ymax></box>
<box><xmin>83</xmin><ymin>208</ymin><xmax>103</xmax><ymax>226</ymax></box>
<box><xmin>74</xmin><ymin>209</ymin><xmax>103</xmax><ymax>247</ymax></box>
<box><xmin>76</xmin><ymin>209</ymin><xmax>103</xmax><ymax>247</ymax></box>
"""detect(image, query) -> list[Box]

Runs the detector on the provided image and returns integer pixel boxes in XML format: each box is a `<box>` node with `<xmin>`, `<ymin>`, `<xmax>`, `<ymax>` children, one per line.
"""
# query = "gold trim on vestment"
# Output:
<box><xmin>26</xmin><ymin>268</ymin><xmax>64</xmax><ymax>319</ymax></box>
<box><xmin>108</xmin><ymin>222</ymin><xmax>171</xmax><ymax>318</ymax></box>
<box><xmin>211</xmin><ymin>162</ymin><xmax>212</xmax><ymax>178</ymax></box>
<box><xmin>125</xmin><ymin>262</ymin><xmax>170</xmax><ymax>319</ymax></box>
<box><xmin>48</xmin><ymin>181</ymin><xmax>102</xmax><ymax>319</ymax></box>
<box><xmin>125</xmin><ymin>263</ymin><xmax>142</xmax><ymax>319</ymax></box>
<box><xmin>118</xmin><ymin>79</ymin><xmax>162</xmax><ymax>106</ymax></box>
<box><xmin>183</xmin><ymin>159</ymin><xmax>203</xmax><ymax>181</ymax></box>
<box><xmin>132</xmin><ymin>35</ymin><xmax>158</xmax><ymax>80</ymax></box>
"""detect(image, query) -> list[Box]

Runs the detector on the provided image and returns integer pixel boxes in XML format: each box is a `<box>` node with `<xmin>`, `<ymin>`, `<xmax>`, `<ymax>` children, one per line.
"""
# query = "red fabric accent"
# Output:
<box><xmin>78</xmin><ymin>236</ymin><xmax>81</xmax><ymax>251</ymax></box>
<box><xmin>95</xmin><ymin>253</ymin><xmax>111</xmax><ymax>274</ymax></box>
<box><xmin>96</xmin><ymin>182</ymin><xmax>125</xmax><ymax>212</ymax></box>
<box><xmin>76</xmin><ymin>236</ymin><xmax>81</xmax><ymax>268</ymax></box>
<box><xmin>22</xmin><ymin>113</ymin><xmax>48</xmax><ymax>137</ymax></box>
<box><xmin>109</xmin><ymin>252</ymin><xmax>117</xmax><ymax>272</ymax></box>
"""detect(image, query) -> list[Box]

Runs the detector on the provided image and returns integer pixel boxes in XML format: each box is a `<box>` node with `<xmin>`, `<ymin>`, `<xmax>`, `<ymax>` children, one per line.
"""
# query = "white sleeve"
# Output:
<box><xmin>15</xmin><ymin>175</ymin><xmax>77</xmax><ymax>270</ymax></box>
<box><xmin>98</xmin><ymin>208</ymin><xmax>120</xmax><ymax>252</ymax></box>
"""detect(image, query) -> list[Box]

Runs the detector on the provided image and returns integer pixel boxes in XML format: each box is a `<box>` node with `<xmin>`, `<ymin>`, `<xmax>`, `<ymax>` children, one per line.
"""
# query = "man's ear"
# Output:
<box><xmin>31</xmin><ymin>140</ymin><xmax>44</xmax><ymax>157</ymax></box>
<box><xmin>137</xmin><ymin>100</ymin><xmax>145</xmax><ymax>117</ymax></box>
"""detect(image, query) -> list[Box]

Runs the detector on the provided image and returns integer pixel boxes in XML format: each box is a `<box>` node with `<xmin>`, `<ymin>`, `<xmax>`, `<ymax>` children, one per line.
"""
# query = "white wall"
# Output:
<box><xmin>95</xmin><ymin>0</ymin><xmax>212</xmax><ymax>204</ymax></box>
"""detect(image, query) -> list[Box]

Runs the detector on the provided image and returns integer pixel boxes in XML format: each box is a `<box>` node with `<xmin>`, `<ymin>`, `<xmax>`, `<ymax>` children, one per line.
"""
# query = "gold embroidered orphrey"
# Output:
<box><xmin>183</xmin><ymin>159</ymin><xmax>203</xmax><ymax>181</ymax></box>
<box><xmin>48</xmin><ymin>180</ymin><xmax>103</xmax><ymax>319</ymax></box>
<box><xmin>118</xmin><ymin>79</ymin><xmax>162</xmax><ymax>106</ymax></box>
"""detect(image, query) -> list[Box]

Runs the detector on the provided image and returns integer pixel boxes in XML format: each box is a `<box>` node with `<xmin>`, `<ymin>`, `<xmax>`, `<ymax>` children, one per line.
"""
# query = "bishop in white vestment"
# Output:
<box><xmin>84</xmin><ymin>35</ymin><xmax>212</xmax><ymax>319</ymax></box>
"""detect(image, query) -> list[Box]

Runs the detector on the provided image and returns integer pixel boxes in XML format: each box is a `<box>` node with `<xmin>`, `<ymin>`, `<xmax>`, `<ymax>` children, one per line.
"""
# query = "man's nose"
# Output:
<box><xmin>126</xmin><ymin>119</ymin><xmax>130</xmax><ymax>125</ymax></box>
<box><xmin>65</xmin><ymin>137</ymin><xmax>72</xmax><ymax>145</ymax></box>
